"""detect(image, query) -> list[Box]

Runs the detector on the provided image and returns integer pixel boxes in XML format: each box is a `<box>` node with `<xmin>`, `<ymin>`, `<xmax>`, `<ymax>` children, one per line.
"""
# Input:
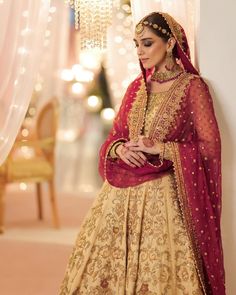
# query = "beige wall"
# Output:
<box><xmin>197</xmin><ymin>1</ymin><xmax>236</xmax><ymax>294</ymax></box>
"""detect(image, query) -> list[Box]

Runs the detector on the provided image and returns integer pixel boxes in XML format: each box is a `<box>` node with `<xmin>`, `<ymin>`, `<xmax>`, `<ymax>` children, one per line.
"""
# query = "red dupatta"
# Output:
<box><xmin>99</xmin><ymin>12</ymin><xmax>225</xmax><ymax>295</ymax></box>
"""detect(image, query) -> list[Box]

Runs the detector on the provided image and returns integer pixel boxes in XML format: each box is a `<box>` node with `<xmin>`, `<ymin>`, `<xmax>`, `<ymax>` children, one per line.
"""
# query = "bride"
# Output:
<box><xmin>60</xmin><ymin>12</ymin><xmax>225</xmax><ymax>295</ymax></box>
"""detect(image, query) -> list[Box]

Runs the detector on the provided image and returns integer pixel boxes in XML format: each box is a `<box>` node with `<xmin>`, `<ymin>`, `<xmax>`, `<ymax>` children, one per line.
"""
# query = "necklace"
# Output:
<box><xmin>151</xmin><ymin>65</ymin><xmax>184</xmax><ymax>84</ymax></box>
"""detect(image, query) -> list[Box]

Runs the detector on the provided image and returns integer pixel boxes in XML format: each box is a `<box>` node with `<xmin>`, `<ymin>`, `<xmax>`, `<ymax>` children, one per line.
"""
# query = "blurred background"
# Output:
<box><xmin>0</xmin><ymin>0</ymin><xmax>236</xmax><ymax>294</ymax></box>
<box><xmin>0</xmin><ymin>1</ymin><xmax>142</xmax><ymax>294</ymax></box>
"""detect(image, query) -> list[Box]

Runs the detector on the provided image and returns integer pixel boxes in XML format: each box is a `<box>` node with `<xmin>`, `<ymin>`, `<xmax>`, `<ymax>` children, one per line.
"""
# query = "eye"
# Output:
<box><xmin>144</xmin><ymin>41</ymin><xmax>153</xmax><ymax>47</ymax></box>
<box><xmin>134</xmin><ymin>43</ymin><xmax>138</xmax><ymax>48</ymax></box>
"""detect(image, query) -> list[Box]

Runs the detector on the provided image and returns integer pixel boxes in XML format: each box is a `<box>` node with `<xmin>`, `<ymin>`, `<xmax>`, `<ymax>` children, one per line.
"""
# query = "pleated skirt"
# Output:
<box><xmin>60</xmin><ymin>172</ymin><xmax>203</xmax><ymax>295</ymax></box>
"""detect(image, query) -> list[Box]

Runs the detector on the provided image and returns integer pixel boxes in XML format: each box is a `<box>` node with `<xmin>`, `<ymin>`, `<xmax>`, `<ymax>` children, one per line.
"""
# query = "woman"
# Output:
<box><xmin>60</xmin><ymin>12</ymin><xmax>225</xmax><ymax>295</ymax></box>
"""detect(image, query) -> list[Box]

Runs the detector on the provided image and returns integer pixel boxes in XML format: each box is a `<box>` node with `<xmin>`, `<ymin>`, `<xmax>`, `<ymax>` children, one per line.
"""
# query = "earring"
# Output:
<box><xmin>165</xmin><ymin>50</ymin><xmax>175</xmax><ymax>71</ymax></box>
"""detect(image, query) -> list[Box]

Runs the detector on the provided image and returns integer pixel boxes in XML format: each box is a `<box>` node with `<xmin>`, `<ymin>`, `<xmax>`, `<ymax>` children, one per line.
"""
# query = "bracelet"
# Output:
<box><xmin>109</xmin><ymin>141</ymin><xmax>123</xmax><ymax>158</ymax></box>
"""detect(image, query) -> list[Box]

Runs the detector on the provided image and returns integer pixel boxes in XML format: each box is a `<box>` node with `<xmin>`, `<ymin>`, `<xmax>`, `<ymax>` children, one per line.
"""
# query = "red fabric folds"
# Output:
<box><xmin>173</xmin><ymin>78</ymin><xmax>225</xmax><ymax>294</ymax></box>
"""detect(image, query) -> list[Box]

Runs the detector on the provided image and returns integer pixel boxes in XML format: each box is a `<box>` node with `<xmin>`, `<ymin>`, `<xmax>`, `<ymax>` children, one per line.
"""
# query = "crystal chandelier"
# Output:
<box><xmin>65</xmin><ymin>0</ymin><xmax>120</xmax><ymax>50</ymax></box>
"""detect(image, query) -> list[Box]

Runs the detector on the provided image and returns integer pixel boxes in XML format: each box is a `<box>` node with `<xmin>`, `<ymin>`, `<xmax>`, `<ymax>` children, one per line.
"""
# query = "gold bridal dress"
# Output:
<box><xmin>59</xmin><ymin>87</ymin><xmax>203</xmax><ymax>295</ymax></box>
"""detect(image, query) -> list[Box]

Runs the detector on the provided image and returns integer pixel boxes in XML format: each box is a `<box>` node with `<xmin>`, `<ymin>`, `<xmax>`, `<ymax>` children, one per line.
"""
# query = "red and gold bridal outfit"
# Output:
<box><xmin>60</xmin><ymin>12</ymin><xmax>225</xmax><ymax>295</ymax></box>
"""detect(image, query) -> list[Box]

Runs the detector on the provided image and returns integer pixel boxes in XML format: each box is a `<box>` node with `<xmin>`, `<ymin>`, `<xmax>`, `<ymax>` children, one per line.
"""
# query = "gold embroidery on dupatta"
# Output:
<box><xmin>128</xmin><ymin>78</ymin><xmax>148</xmax><ymax>141</ymax></box>
<box><xmin>160</xmin><ymin>13</ymin><xmax>184</xmax><ymax>47</ymax></box>
<box><xmin>144</xmin><ymin>92</ymin><xmax>169</xmax><ymax>136</ymax></box>
<box><xmin>128</xmin><ymin>72</ymin><xmax>196</xmax><ymax>143</ymax></box>
<box><xmin>150</xmin><ymin>72</ymin><xmax>194</xmax><ymax>141</ymax></box>
<box><xmin>159</xmin><ymin>12</ymin><xmax>195</xmax><ymax>73</ymax></box>
<box><xmin>170</xmin><ymin>142</ymin><xmax>207</xmax><ymax>295</ymax></box>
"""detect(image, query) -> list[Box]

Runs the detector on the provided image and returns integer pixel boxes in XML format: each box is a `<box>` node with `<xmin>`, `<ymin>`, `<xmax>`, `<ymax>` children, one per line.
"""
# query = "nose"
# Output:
<box><xmin>137</xmin><ymin>45</ymin><xmax>144</xmax><ymax>57</ymax></box>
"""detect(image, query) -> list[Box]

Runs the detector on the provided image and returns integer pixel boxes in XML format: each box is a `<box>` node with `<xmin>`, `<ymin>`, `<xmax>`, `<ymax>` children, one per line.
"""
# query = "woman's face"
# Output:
<box><xmin>134</xmin><ymin>26</ymin><xmax>169</xmax><ymax>69</ymax></box>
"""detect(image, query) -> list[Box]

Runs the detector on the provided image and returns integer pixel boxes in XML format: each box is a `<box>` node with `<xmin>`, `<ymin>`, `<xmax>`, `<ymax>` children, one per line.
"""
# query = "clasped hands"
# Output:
<box><xmin>116</xmin><ymin>135</ymin><xmax>162</xmax><ymax>168</ymax></box>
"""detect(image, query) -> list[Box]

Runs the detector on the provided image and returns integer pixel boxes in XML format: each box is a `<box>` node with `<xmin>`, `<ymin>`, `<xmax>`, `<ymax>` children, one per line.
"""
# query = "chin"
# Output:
<box><xmin>142</xmin><ymin>63</ymin><xmax>154</xmax><ymax>70</ymax></box>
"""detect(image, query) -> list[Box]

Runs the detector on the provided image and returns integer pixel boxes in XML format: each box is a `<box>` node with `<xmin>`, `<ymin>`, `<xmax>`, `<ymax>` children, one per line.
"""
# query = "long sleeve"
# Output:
<box><xmin>98</xmin><ymin>83</ymin><xmax>133</xmax><ymax>180</ymax></box>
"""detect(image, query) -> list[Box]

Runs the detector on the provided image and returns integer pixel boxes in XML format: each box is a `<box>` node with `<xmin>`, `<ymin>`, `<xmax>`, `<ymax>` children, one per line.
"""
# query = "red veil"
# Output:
<box><xmin>99</xmin><ymin>12</ymin><xmax>225</xmax><ymax>295</ymax></box>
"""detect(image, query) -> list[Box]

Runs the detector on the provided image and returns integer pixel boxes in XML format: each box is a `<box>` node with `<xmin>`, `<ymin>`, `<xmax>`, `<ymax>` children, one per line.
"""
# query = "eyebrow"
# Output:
<box><xmin>133</xmin><ymin>38</ymin><xmax>153</xmax><ymax>42</ymax></box>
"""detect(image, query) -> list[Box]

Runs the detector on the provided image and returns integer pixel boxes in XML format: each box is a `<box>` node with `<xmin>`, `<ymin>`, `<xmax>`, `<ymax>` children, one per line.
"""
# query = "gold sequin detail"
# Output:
<box><xmin>144</xmin><ymin>91</ymin><xmax>170</xmax><ymax>136</ymax></box>
<box><xmin>60</xmin><ymin>174</ymin><xmax>203</xmax><ymax>294</ymax></box>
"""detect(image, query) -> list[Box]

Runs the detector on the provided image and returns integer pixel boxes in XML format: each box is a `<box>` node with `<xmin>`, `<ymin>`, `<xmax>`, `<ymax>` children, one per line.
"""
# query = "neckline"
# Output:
<box><xmin>148</xmin><ymin>71</ymin><xmax>185</xmax><ymax>95</ymax></box>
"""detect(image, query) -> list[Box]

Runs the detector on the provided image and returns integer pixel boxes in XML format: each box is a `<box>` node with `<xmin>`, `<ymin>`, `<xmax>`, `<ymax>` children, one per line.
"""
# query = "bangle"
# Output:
<box><xmin>109</xmin><ymin>141</ymin><xmax>122</xmax><ymax>158</ymax></box>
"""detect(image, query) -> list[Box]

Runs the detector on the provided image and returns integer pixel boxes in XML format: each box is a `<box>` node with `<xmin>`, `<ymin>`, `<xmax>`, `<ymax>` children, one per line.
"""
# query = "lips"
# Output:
<box><xmin>140</xmin><ymin>58</ymin><xmax>149</xmax><ymax>63</ymax></box>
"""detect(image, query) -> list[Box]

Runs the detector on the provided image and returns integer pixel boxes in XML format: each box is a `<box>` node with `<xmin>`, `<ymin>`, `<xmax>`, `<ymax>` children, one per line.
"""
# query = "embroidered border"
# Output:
<box><xmin>170</xmin><ymin>142</ymin><xmax>208</xmax><ymax>295</ymax></box>
<box><xmin>160</xmin><ymin>12</ymin><xmax>196</xmax><ymax>72</ymax></box>
<box><xmin>149</xmin><ymin>72</ymin><xmax>195</xmax><ymax>141</ymax></box>
<box><xmin>128</xmin><ymin>78</ymin><xmax>148</xmax><ymax>141</ymax></box>
<box><xmin>128</xmin><ymin>72</ymin><xmax>198</xmax><ymax>143</ymax></box>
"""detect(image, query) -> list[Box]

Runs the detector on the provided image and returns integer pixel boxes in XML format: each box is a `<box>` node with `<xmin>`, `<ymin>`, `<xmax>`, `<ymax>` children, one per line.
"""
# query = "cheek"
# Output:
<box><xmin>150</xmin><ymin>43</ymin><xmax>166</xmax><ymax>59</ymax></box>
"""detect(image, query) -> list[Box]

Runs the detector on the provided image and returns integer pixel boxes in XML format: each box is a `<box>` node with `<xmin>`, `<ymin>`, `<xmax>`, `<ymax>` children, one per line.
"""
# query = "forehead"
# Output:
<box><xmin>134</xmin><ymin>26</ymin><xmax>161</xmax><ymax>41</ymax></box>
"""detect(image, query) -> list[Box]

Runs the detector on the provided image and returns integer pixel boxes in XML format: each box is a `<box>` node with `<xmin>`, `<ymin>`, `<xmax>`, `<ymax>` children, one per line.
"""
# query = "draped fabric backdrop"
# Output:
<box><xmin>0</xmin><ymin>0</ymin><xmax>51</xmax><ymax>165</ymax></box>
<box><xmin>0</xmin><ymin>0</ymin><xmax>70</xmax><ymax>166</ymax></box>
<box><xmin>34</xmin><ymin>0</ymin><xmax>70</xmax><ymax>111</ymax></box>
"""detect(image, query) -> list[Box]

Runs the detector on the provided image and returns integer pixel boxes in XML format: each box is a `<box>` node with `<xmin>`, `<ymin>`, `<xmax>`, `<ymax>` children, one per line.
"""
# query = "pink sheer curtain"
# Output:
<box><xmin>0</xmin><ymin>0</ymin><xmax>51</xmax><ymax>165</ymax></box>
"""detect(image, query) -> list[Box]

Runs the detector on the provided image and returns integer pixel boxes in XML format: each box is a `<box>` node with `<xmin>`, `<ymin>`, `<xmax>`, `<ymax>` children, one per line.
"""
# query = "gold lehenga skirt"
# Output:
<box><xmin>60</xmin><ymin>172</ymin><xmax>203</xmax><ymax>295</ymax></box>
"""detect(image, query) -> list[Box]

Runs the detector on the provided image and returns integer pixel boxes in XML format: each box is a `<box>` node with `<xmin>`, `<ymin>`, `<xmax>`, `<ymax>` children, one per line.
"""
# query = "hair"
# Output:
<box><xmin>141</xmin><ymin>12</ymin><xmax>178</xmax><ymax>58</ymax></box>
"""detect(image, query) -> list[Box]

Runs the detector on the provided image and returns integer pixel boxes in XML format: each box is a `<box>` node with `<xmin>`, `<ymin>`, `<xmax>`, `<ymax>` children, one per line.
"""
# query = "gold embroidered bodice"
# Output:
<box><xmin>110</xmin><ymin>89</ymin><xmax>174</xmax><ymax>160</ymax></box>
<box><xmin>111</xmin><ymin>73</ymin><xmax>193</xmax><ymax>160</ymax></box>
<box><xmin>144</xmin><ymin>89</ymin><xmax>171</xmax><ymax>136</ymax></box>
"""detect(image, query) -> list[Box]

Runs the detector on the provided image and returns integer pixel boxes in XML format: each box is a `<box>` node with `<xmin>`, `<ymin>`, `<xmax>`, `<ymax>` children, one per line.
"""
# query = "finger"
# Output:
<box><xmin>128</xmin><ymin>156</ymin><xmax>142</xmax><ymax>167</ymax></box>
<box><xmin>136</xmin><ymin>151</ymin><xmax>147</xmax><ymax>161</ymax></box>
<box><xmin>120</xmin><ymin>155</ymin><xmax>136</xmax><ymax>168</ymax></box>
<box><xmin>129</xmin><ymin>151</ymin><xmax>145</xmax><ymax>165</ymax></box>
<box><xmin>127</xmin><ymin>153</ymin><xmax>144</xmax><ymax>167</ymax></box>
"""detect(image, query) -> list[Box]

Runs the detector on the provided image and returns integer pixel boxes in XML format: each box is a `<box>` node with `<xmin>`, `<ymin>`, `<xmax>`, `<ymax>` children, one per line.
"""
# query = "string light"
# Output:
<box><xmin>75</xmin><ymin>71</ymin><xmax>94</xmax><ymax>83</ymax></box>
<box><xmin>34</xmin><ymin>83</ymin><xmax>42</xmax><ymax>92</ymax></box>
<box><xmin>17</xmin><ymin>47</ymin><xmax>28</xmax><ymax>55</ymax></box>
<box><xmin>71</xmin><ymin>65</ymin><xmax>94</xmax><ymax>83</ymax></box>
<box><xmin>21</xmin><ymin>27</ymin><xmax>32</xmax><ymax>36</ymax></box>
<box><xmin>21</xmin><ymin>128</ymin><xmax>29</xmax><ymax>137</ymax></box>
<box><xmin>100</xmin><ymin>108</ymin><xmax>115</xmax><ymax>124</ymax></box>
<box><xmin>71</xmin><ymin>82</ymin><xmax>85</xmax><ymax>95</ymax></box>
<box><xmin>60</xmin><ymin>69</ymin><xmax>74</xmax><ymax>81</ymax></box>
<box><xmin>20</xmin><ymin>183</ymin><xmax>27</xmax><ymax>191</ymax></box>
<box><xmin>85</xmin><ymin>95</ymin><xmax>102</xmax><ymax>112</ymax></box>
<box><xmin>79</xmin><ymin>50</ymin><xmax>102</xmax><ymax>71</ymax></box>
<box><xmin>57</xmin><ymin>129</ymin><xmax>78</xmax><ymax>142</ymax></box>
